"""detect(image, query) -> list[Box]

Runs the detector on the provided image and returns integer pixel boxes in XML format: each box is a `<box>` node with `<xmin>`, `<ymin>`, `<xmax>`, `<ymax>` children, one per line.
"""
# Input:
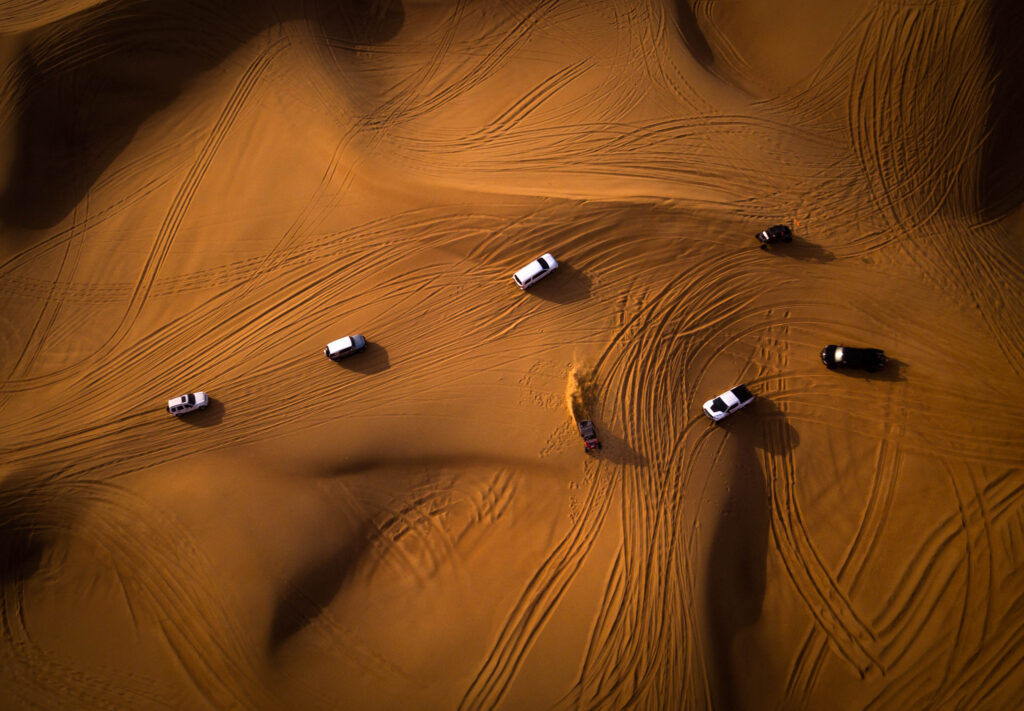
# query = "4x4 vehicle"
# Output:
<box><xmin>167</xmin><ymin>391</ymin><xmax>208</xmax><ymax>416</ymax></box>
<box><xmin>324</xmin><ymin>334</ymin><xmax>366</xmax><ymax>360</ymax></box>
<box><xmin>820</xmin><ymin>345</ymin><xmax>886</xmax><ymax>372</ymax></box>
<box><xmin>513</xmin><ymin>253</ymin><xmax>558</xmax><ymax>289</ymax></box>
<box><xmin>702</xmin><ymin>384</ymin><xmax>755</xmax><ymax>422</ymax></box>
<box><xmin>577</xmin><ymin>420</ymin><xmax>602</xmax><ymax>451</ymax></box>
<box><xmin>756</xmin><ymin>224</ymin><xmax>792</xmax><ymax>249</ymax></box>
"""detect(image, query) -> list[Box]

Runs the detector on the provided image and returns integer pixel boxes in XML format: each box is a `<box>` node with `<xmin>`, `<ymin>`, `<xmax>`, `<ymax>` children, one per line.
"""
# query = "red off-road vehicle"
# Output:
<box><xmin>577</xmin><ymin>420</ymin><xmax>602</xmax><ymax>452</ymax></box>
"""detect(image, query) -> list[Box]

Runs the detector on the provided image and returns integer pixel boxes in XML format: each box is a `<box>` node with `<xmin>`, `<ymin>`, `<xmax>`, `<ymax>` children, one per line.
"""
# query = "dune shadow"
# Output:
<box><xmin>268</xmin><ymin>533</ymin><xmax>366</xmax><ymax>652</ymax></box>
<box><xmin>526</xmin><ymin>263</ymin><xmax>591</xmax><ymax>304</ymax></box>
<box><xmin>703</xmin><ymin>415</ymin><xmax>772</xmax><ymax>710</ymax></box>
<box><xmin>178</xmin><ymin>398</ymin><xmax>226</xmax><ymax>427</ymax></box>
<box><xmin>671</xmin><ymin>0</ymin><xmax>715</xmax><ymax>70</ymax></box>
<box><xmin>828</xmin><ymin>357</ymin><xmax>907</xmax><ymax>383</ymax></box>
<box><xmin>333</xmin><ymin>342</ymin><xmax>390</xmax><ymax>375</ymax></box>
<box><xmin>0</xmin><ymin>471</ymin><xmax>77</xmax><ymax>584</ymax></box>
<box><xmin>0</xmin><ymin>0</ymin><xmax>404</xmax><ymax>230</ymax></box>
<box><xmin>978</xmin><ymin>0</ymin><xmax>1024</xmax><ymax>218</ymax></box>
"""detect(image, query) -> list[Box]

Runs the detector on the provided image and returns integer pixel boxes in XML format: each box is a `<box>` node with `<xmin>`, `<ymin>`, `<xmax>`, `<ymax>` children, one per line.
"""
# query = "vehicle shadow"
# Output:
<box><xmin>585</xmin><ymin>426</ymin><xmax>647</xmax><ymax>467</ymax></box>
<box><xmin>334</xmin><ymin>342</ymin><xmax>390</xmax><ymax>375</ymax></box>
<box><xmin>179</xmin><ymin>398</ymin><xmax>226</xmax><ymax>427</ymax></box>
<box><xmin>719</xmin><ymin>396</ymin><xmax>800</xmax><ymax>455</ymax></box>
<box><xmin>830</xmin><ymin>357</ymin><xmax>907</xmax><ymax>383</ymax></box>
<box><xmin>772</xmin><ymin>238</ymin><xmax>835</xmax><ymax>263</ymax></box>
<box><xmin>0</xmin><ymin>0</ymin><xmax>405</xmax><ymax>230</ymax></box>
<box><xmin>703</xmin><ymin>409</ymin><xmax>779</xmax><ymax>710</ymax></box>
<box><xmin>527</xmin><ymin>263</ymin><xmax>591</xmax><ymax>304</ymax></box>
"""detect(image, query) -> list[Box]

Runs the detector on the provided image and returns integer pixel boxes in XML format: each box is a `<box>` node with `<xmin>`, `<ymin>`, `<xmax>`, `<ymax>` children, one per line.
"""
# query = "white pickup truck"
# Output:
<box><xmin>702</xmin><ymin>384</ymin><xmax>755</xmax><ymax>422</ymax></box>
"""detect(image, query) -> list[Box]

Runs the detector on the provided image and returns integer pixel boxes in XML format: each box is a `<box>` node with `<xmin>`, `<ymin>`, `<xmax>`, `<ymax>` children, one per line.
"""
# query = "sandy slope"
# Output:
<box><xmin>1</xmin><ymin>0</ymin><xmax>1023</xmax><ymax>708</ymax></box>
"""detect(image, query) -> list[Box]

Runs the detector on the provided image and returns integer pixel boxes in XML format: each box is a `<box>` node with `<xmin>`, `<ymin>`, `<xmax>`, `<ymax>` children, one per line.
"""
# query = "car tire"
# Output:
<box><xmin>760</xmin><ymin>244</ymin><xmax>768</xmax><ymax>250</ymax></box>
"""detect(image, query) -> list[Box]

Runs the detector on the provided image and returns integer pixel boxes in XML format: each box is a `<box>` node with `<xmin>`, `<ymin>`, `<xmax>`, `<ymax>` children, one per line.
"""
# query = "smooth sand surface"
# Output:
<box><xmin>2</xmin><ymin>1</ymin><xmax>1023</xmax><ymax>708</ymax></box>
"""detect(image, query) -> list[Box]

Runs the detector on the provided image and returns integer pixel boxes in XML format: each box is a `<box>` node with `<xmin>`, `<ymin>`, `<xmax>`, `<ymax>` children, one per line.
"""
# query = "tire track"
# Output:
<box><xmin>783</xmin><ymin>441</ymin><xmax>903</xmax><ymax>706</ymax></box>
<box><xmin>0</xmin><ymin>479</ymin><xmax>179</xmax><ymax>709</ymax></box>
<box><xmin>0</xmin><ymin>38</ymin><xmax>287</xmax><ymax>396</ymax></box>
<box><xmin>551</xmin><ymin>238</ymin><xmax>768</xmax><ymax>709</ymax></box>
<box><xmin>0</xmin><ymin>198</ymin><xmax>88</xmax><ymax>417</ymax></box>
<box><xmin>458</xmin><ymin>453</ymin><xmax>613</xmax><ymax>711</ymax></box>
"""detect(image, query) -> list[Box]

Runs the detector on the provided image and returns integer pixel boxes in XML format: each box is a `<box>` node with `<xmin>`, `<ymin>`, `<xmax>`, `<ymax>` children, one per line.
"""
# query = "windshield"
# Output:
<box><xmin>710</xmin><ymin>397</ymin><xmax>727</xmax><ymax>413</ymax></box>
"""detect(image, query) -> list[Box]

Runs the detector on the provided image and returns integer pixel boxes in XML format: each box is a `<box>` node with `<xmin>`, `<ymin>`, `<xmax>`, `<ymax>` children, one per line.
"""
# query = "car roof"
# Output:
<box><xmin>326</xmin><ymin>336</ymin><xmax>354</xmax><ymax>352</ymax></box>
<box><xmin>167</xmin><ymin>392</ymin><xmax>203</xmax><ymax>407</ymax></box>
<box><xmin>514</xmin><ymin>254</ymin><xmax>556</xmax><ymax>281</ymax></box>
<box><xmin>514</xmin><ymin>261</ymin><xmax>546</xmax><ymax>282</ymax></box>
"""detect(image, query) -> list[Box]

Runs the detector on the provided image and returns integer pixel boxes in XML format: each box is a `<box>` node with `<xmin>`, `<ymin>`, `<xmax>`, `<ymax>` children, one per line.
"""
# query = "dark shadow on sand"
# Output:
<box><xmin>333</xmin><ymin>342</ymin><xmax>391</xmax><ymax>375</ymax></box>
<box><xmin>268</xmin><ymin>532</ymin><xmax>366</xmax><ymax>652</ymax></box>
<box><xmin>0</xmin><ymin>470</ymin><xmax>78</xmax><ymax>584</ymax></box>
<box><xmin>178</xmin><ymin>397</ymin><xmax>226</xmax><ymax>427</ymax></box>
<box><xmin>0</xmin><ymin>0</ymin><xmax>404</xmax><ymax>231</ymax></box>
<box><xmin>526</xmin><ymin>263</ymin><xmax>591</xmax><ymax>304</ymax></box>
<box><xmin>771</xmin><ymin>237</ymin><xmax>835</xmax><ymax>263</ymax></box>
<box><xmin>704</xmin><ymin>397</ymin><xmax>796</xmax><ymax>710</ymax></box>
<box><xmin>672</xmin><ymin>0</ymin><xmax>716</xmax><ymax>70</ymax></box>
<box><xmin>828</xmin><ymin>357</ymin><xmax>907</xmax><ymax>383</ymax></box>
<box><xmin>718</xmin><ymin>396</ymin><xmax>801</xmax><ymax>455</ymax></box>
<box><xmin>978</xmin><ymin>0</ymin><xmax>1024</xmax><ymax>218</ymax></box>
<box><xmin>581</xmin><ymin>425</ymin><xmax>647</xmax><ymax>467</ymax></box>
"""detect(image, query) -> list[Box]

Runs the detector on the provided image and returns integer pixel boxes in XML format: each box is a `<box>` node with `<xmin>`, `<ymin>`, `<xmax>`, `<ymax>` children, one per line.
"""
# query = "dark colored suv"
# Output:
<box><xmin>756</xmin><ymin>224</ymin><xmax>792</xmax><ymax>249</ymax></box>
<box><xmin>821</xmin><ymin>345</ymin><xmax>886</xmax><ymax>372</ymax></box>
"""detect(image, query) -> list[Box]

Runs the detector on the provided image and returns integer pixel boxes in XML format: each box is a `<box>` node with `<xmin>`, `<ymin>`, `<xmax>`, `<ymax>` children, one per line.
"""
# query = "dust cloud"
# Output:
<box><xmin>2</xmin><ymin>0</ymin><xmax>1023</xmax><ymax>709</ymax></box>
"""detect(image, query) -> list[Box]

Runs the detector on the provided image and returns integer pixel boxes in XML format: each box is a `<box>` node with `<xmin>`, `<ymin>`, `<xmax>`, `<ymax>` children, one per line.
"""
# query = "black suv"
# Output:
<box><xmin>756</xmin><ymin>224</ymin><xmax>792</xmax><ymax>249</ymax></box>
<box><xmin>821</xmin><ymin>345</ymin><xmax>886</xmax><ymax>372</ymax></box>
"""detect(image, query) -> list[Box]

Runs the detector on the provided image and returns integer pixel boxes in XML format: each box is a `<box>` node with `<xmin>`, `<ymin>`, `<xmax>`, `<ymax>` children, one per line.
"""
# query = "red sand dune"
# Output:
<box><xmin>1</xmin><ymin>1</ymin><xmax>1023</xmax><ymax>708</ymax></box>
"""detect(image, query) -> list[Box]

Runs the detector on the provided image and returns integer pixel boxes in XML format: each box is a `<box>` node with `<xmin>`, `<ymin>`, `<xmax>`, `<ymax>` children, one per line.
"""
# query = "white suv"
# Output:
<box><xmin>167</xmin><ymin>392</ymin><xmax>208</xmax><ymax>416</ymax></box>
<box><xmin>702</xmin><ymin>384</ymin><xmax>755</xmax><ymax>421</ymax></box>
<box><xmin>513</xmin><ymin>253</ymin><xmax>558</xmax><ymax>289</ymax></box>
<box><xmin>324</xmin><ymin>334</ymin><xmax>366</xmax><ymax>360</ymax></box>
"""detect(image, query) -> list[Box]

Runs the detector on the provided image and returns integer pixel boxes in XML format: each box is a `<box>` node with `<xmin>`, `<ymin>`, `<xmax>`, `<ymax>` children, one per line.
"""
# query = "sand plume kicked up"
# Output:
<box><xmin>2</xmin><ymin>0</ymin><xmax>1024</xmax><ymax>709</ymax></box>
<box><xmin>566</xmin><ymin>362</ymin><xmax>599</xmax><ymax>424</ymax></box>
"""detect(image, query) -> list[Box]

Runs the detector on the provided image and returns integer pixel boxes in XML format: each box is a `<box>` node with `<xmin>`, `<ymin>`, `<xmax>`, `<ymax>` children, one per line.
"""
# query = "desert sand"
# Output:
<box><xmin>1</xmin><ymin>0</ymin><xmax>1023</xmax><ymax>708</ymax></box>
